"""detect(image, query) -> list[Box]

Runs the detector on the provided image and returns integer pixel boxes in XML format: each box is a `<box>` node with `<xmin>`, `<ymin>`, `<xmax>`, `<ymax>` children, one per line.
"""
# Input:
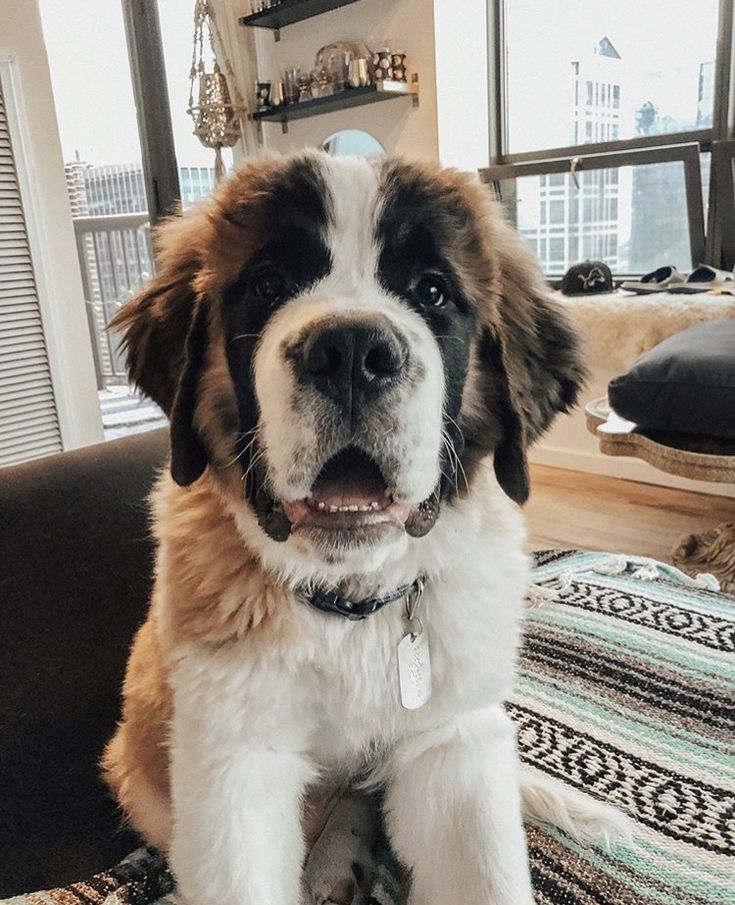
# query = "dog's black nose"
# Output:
<box><xmin>298</xmin><ymin>317</ymin><xmax>408</xmax><ymax>420</ymax></box>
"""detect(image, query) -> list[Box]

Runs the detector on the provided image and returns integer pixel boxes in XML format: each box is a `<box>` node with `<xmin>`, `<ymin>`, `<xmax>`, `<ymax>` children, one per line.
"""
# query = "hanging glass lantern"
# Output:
<box><xmin>188</xmin><ymin>0</ymin><xmax>243</xmax><ymax>181</ymax></box>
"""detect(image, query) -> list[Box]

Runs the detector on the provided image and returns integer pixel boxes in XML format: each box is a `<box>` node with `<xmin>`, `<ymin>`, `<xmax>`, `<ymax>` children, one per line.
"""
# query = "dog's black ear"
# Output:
<box><xmin>110</xmin><ymin>224</ymin><xmax>210</xmax><ymax>486</ymax></box>
<box><xmin>481</xmin><ymin>248</ymin><xmax>586</xmax><ymax>504</ymax></box>
<box><xmin>168</xmin><ymin>299</ymin><xmax>209</xmax><ymax>486</ymax></box>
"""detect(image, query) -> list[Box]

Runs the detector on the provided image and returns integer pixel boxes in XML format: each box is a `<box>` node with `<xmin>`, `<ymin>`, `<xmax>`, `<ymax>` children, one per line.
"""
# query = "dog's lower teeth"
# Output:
<box><xmin>309</xmin><ymin>499</ymin><xmax>386</xmax><ymax>514</ymax></box>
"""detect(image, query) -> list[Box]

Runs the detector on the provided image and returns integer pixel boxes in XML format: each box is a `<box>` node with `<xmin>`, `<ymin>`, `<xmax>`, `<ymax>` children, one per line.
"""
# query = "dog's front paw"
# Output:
<box><xmin>304</xmin><ymin>862</ymin><xmax>367</xmax><ymax>905</ymax></box>
<box><xmin>303</xmin><ymin>832</ymin><xmax>375</xmax><ymax>905</ymax></box>
<box><xmin>302</xmin><ymin>794</ymin><xmax>378</xmax><ymax>905</ymax></box>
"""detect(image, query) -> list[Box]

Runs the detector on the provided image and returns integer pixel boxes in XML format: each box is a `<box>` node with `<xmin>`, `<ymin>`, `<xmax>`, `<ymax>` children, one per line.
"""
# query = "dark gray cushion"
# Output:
<box><xmin>608</xmin><ymin>319</ymin><xmax>735</xmax><ymax>440</ymax></box>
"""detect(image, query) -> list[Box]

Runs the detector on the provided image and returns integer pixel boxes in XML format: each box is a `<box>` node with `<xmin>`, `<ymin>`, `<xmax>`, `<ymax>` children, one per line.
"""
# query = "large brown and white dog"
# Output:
<box><xmin>103</xmin><ymin>151</ymin><xmax>614</xmax><ymax>905</ymax></box>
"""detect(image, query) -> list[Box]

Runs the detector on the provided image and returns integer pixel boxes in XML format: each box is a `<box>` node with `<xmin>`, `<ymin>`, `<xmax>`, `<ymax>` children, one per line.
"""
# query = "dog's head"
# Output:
<box><xmin>113</xmin><ymin>152</ymin><xmax>584</xmax><ymax>571</ymax></box>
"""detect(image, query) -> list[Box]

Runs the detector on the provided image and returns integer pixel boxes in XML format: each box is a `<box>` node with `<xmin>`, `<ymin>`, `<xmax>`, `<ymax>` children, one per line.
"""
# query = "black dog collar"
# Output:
<box><xmin>300</xmin><ymin>576</ymin><xmax>425</xmax><ymax>621</ymax></box>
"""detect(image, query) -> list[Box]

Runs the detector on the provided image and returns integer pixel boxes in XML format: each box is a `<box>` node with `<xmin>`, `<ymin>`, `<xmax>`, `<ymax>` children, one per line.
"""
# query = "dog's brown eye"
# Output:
<box><xmin>414</xmin><ymin>275</ymin><xmax>448</xmax><ymax>308</ymax></box>
<box><xmin>253</xmin><ymin>270</ymin><xmax>286</xmax><ymax>302</ymax></box>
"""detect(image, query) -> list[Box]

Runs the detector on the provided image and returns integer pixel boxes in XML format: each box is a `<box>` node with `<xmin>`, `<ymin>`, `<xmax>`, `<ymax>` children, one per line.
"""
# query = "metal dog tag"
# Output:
<box><xmin>398</xmin><ymin>629</ymin><xmax>432</xmax><ymax>710</ymax></box>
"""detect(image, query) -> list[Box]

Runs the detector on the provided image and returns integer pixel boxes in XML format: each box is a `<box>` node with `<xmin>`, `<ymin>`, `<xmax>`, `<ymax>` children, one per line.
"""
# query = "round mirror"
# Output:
<box><xmin>321</xmin><ymin>129</ymin><xmax>384</xmax><ymax>158</ymax></box>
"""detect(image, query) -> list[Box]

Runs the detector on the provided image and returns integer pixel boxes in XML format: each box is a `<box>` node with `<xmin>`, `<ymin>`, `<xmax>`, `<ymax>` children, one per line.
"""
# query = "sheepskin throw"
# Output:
<box><xmin>556</xmin><ymin>290</ymin><xmax>735</xmax><ymax>374</ymax></box>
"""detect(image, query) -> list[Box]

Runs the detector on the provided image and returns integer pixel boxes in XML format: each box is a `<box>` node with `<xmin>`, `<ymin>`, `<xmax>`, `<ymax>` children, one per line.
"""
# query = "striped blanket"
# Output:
<box><xmin>4</xmin><ymin>550</ymin><xmax>733</xmax><ymax>905</ymax></box>
<box><xmin>514</xmin><ymin>549</ymin><xmax>735</xmax><ymax>905</ymax></box>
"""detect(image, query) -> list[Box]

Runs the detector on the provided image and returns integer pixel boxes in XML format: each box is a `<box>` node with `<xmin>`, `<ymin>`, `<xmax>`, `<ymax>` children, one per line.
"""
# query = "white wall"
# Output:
<box><xmin>0</xmin><ymin>0</ymin><xmax>102</xmax><ymax>450</ymax></box>
<box><xmin>232</xmin><ymin>0</ymin><xmax>439</xmax><ymax>158</ymax></box>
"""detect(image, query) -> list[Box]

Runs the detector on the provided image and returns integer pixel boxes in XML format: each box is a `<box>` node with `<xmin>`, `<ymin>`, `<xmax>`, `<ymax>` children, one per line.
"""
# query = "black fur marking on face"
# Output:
<box><xmin>222</xmin><ymin>157</ymin><xmax>332</xmax><ymax>535</ymax></box>
<box><xmin>376</xmin><ymin>166</ymin><xmax>479</xmax><ymax>503</ymax></box>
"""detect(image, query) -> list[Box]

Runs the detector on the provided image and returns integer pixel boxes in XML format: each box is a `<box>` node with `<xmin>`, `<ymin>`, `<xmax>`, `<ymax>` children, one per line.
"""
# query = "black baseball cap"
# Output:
<box><xmin>559</xmin><ymin>260</ymin><xmax>613</xmax><ymax>296</ymax></box>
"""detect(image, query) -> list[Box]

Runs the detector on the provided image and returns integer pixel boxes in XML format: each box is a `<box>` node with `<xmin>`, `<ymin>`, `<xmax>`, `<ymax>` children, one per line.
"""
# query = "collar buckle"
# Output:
<box><xmin>300</xmin><ymin>575</ymin><xmax>426</xmax><ymax>620</ymax></box>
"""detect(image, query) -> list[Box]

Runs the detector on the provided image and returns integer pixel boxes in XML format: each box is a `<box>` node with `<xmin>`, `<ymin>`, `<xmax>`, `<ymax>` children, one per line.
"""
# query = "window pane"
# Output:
<box><xmin>40</xmin><ymin>0</ymin><xmax>168</xmax><ymax>439</ymax></box>
<box><xmin>509</xmin><ymin>160</ymin><xmax>692</xmax><ymax>275</ymax></box>
<box><xmin>700</xmin><ymin>151</ymin><xmax>711</xmax><ymax>221</ymax></box>
<box><xmin>158</xmin><ymin>0</ymin><xmax>232</xmax><ymax>196</ymax></box>
<box><xmin>505</xmin><ymin>0</ymin><xmax>719</xmax><ymax>154</ymax></box>
<box><xmin>549</xmin><ymin>200</ymin><xmax>565</xmax><ymax>224</ymax></box>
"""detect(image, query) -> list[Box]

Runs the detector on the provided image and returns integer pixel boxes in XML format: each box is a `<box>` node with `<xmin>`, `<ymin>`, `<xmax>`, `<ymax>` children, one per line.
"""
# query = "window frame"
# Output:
<box><xmin>481</xmin><ymin>144</ymin><xmax>706</xmax><ymax>273</ymax></box>
<box><xmin>707</xmin><ymin>139</ymin><xmax>735</xmax><ymax>266</ymax></box>
<box><xmin>484</xmin><ymin>0</ymin><xmax>735</xmax><ymax>273</ymax></box>
<box><xmin>121</xmin><ymin>0</ymin><xmax>181</xmax><ymax>225</ymax></box>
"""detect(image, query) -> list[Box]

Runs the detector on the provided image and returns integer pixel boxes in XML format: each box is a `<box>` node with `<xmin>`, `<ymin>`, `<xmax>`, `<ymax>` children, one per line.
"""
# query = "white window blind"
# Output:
<box><xmin>0</xmin><ymin>78</ymin><xmax>62</xmax><ymax>467</ymax></box>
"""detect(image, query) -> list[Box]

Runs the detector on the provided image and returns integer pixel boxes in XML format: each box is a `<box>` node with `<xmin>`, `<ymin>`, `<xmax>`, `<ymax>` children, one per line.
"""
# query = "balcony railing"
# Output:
<box><xmin>73</xmin><ymin>213</ymin><xmax>154</xmax><ymax>389</ymax></box>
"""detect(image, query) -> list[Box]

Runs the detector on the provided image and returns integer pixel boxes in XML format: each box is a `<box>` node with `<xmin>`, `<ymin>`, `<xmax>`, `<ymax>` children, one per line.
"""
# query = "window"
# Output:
<box><xmin>504</xmin><ymin>0</ymin><xmax>720</xmax><ymax>154</ymax></box>
<box><xmin>486</xmin><ymin>147</ymin><xmax>705</xmax><ymax>277</ymax></box>
<box><xmin>40</xmin><ymin>0</ymin><xmax>161</xmax><ymax>439</ymax></box>
<box><xmin>39</xmin><ymin>0</ymin><xmax>230</xmax><ymax>442</ymax></box>
<box><xmin>484</xmin><ymin>0</ymin><xmax>734</xmax><ymax>276</ymax></box>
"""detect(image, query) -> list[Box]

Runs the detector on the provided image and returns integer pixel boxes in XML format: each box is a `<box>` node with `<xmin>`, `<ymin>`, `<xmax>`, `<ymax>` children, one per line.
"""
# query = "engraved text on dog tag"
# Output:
<box><xmin>398</xmin><ymin>630</ymin><xmax>432</xmax><ymax>710</ymax></box>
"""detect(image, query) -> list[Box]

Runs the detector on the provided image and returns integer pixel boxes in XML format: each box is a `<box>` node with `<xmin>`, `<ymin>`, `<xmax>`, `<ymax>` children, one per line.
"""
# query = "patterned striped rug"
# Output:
<box><xmin>4</xmin><ymin>550</ymin><xmax>733</xmax><ymax>905</ymax></box>
<box><xmin>513</xmin><ymin>549</ymin><xmax>735</xmax><ymax>905</ymax></box>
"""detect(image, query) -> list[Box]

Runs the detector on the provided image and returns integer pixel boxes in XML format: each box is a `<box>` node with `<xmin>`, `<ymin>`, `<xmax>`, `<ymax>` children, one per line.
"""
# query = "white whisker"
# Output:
<box><xmin>222</xmin><ymin>427</ymin><xmax>261</xmax><ymax>468</ymax></box>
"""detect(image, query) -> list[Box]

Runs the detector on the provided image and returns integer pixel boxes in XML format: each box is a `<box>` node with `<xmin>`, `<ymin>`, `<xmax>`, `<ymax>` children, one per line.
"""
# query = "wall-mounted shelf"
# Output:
<box><xmin>239</xmin><ymin>0</ymin><xmax>362</xmax><ymax>41</ymax></box>
<box><xmin>253</xmin><ymin>81</ymin><xmax>418</xmax><ymax>133</ymax></box>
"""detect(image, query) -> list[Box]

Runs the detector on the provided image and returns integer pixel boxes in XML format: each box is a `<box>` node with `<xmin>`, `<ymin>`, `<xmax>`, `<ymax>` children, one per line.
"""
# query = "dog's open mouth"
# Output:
<box><xmin>256</xmin><ymin>446</ymin><xmax>441</xmax><ymax>543</ymax></box>
<box><xmin>282</xmin><ymin>447</ymin><xmax>412</xmax><ymax>532</ymax></box>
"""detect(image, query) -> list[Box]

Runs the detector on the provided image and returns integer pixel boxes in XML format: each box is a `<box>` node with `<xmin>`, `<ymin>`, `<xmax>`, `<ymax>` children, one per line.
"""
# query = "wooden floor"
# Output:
<box><xmin>526</xmin><ymin>465</ymin><xmax>735</xmax><ymax>562</ymax></box>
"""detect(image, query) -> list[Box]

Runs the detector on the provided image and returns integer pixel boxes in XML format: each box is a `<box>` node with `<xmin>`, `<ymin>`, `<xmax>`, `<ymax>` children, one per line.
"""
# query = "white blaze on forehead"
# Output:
<box><xmin>319</xmin><ymin>156</ymin><xmax>382</xmax><ymax>285</ymax></box>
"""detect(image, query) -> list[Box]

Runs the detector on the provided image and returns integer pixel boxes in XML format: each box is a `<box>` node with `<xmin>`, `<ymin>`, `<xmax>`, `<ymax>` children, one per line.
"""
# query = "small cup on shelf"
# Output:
<box><xmin>372</xmin><ymin>49</ymin><xmax>393</xmax><ymax>82</ymax></box>
<box><xmin>390</xmin><ymin>52</ymin><xmax>407</xmax><ymax>82</ymax></box>
<box><xmin>327</xmin><ymin>52</ymin><xmax>350</xmax><ymax>93</ymax></box>
<box><xmin>271</xmin><ymin>80</ymin><xmax>285</xmax><ymax>107</ymax></box>
<box><xmin>312</xmin><ymin>67</ymin><xmax>334</xmax><ymax>99</ymax></box>
<box><xmin>254</xmin><ymin>80</ymin><xmax>272</xmax><ymax>110</ymax></box>
<box><xmin>348</xmin><ymin>57</ymin><xmax>371</xmax><ymax>88</ymax></box>
<box><xmin>296</xmin><ymin>70</ymin><xmax>313</xmax><ymax>102</ymax></box>
<box><xmin>283</xmin><ymin>68</ymin><xmax>300</xmax><ymax>104</ymax></box>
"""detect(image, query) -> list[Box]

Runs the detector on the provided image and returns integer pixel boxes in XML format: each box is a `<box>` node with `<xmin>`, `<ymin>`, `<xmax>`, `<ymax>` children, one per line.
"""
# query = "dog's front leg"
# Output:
<box><xmin>384</xmin><ymin>706</ymin><xmax>535</xmax><ymax>905</ymax></box>
<box><xmin>168</xmin><ymin>672</ymin><xmax>314</xmax><ymax>905</ymax></box>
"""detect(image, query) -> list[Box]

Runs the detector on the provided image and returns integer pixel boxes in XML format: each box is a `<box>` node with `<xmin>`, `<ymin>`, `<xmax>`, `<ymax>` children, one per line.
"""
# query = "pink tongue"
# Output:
<box><xmin>310</xmin><ymin>449</ymin><xmax>387</xmax><ymax>507</ymax></box>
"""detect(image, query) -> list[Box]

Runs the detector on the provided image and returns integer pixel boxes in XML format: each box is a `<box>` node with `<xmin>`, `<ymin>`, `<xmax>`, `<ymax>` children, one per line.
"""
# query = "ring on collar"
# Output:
<box><xmin>404</xmin><ymin>575</ymin><xmax>425</xmax><ymax>637</ymax></box>
<box><xmin>300</xmin><ymin>575</ymin><xmax>426</xmax><ymax>621</ymax></box>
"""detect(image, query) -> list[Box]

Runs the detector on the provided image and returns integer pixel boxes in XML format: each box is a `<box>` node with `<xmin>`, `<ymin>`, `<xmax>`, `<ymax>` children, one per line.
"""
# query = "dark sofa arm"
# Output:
<box><xmin>0</xmin><ymin>428</ymin><xmax>169</xmax><ymax>897</ymax></box>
